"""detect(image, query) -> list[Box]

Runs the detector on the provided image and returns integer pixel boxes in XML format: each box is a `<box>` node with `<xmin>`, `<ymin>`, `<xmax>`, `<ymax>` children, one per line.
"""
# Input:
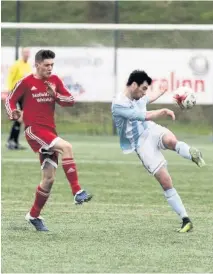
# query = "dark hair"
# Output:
<box><xmin>127</xmin><ymin>70</ymin><xmax>152</xmax><ymax>86</ymax></box>
<box><xmin>35</xmin><ymin>50</ymin><xmax>55</xmax><ymax>62</ymax></box>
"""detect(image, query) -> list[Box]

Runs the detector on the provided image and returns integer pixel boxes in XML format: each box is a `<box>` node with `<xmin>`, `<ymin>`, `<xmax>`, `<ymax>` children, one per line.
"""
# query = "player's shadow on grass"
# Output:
<box><xmin>9</xmin><ymin>225</ymin><xmax>29</xmax><ymax>231</ymax></box>
<box><xmin>9</xmin><ymin>225</ymin><xmax>60</xmax><ymax>235</ymax></box>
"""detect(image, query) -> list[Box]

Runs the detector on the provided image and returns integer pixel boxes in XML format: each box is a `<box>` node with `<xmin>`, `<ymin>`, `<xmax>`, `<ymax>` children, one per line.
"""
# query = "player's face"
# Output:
<box><xmin>132</xmin><ymin>81</ymin><xmax>149</xmax><ymax>100</ymax></box>
<box><xmin>36</xmin><ymin>59</ymin><xmax>54</xmax><ymax>78</ymax></box>
<box><xmin>22</xmin><ymin>48</ymin><xmax>30</xmax><ymax>62</ymax></box>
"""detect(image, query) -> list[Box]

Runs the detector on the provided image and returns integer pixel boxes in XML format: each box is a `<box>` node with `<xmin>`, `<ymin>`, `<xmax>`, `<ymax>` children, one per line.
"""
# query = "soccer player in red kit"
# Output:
<box><xmin>5</xmin><ymin>50</ymin><xmax>93</xmax><ymax>231</ymax></box>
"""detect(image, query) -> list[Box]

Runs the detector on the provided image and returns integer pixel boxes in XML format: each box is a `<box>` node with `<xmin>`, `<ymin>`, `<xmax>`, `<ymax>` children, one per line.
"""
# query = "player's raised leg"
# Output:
<box><xmin>25</xmin><ymin>161</ymin><xmax>56</xmax><ymax>231</ymax></box>
<box><xmin>161</xmin><ymin>130</ymin><xmax>205</xmax><ymax>167</ymax></box>
<box><xmin>51</xmin><ymin>138</ymin><xmax>93</xmax><ymax>204</ymax></box>
<box><xmin>154</xmin><ymin>167</ymin><xmax>193</xmax><ymax>232</ymax></box>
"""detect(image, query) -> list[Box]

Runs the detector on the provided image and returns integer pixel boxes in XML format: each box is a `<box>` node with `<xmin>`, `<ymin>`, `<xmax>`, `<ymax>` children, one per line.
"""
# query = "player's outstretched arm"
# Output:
<box><xmin>5</xmin><ymin>79</ymin><xmax>26</xmax><ymax>120</ymax></box>
<box><xmin>112</xmin><ymin>104</ymin><xmax>175</xmax><ymax>121</ymax></box>
<box><xmin>146</xmin><ymin>83</ymin><xmax>167</xmax><ymax>103</ymax></box>
<box><xmin>45</xmin><ymin>77</ymin><xmax>75</xmax><ymax>107</ymax></box>
<box><xmin>146</xmin><ymin>108</ymin><xmax>175</xmax><ymax>120</ymax></box>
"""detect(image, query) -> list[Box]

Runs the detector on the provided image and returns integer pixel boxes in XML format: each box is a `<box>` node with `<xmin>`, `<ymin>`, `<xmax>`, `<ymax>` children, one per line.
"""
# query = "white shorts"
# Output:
<box><xmin>135</xmin><ymin>124</ymin><xmax>169</xmax><ymax>175</ymax></box>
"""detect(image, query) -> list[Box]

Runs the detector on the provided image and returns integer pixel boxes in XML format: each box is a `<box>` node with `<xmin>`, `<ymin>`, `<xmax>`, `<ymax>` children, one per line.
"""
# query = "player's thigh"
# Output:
<box><xmin>151</xmin><ymin>124</ymin><xmax>176</xmax><ymax>151</ymax></box>
<box><xmin>40</xmin><ymin>154</ymin><xmax>58</xmax><ymax>192</ymax></box>
<box><xmin>39</xmin><ymin>151</ymin><xmax>59</xmax><ymax>170</ymax></box>
<box><xmin>136</xmin><ymin>134</ymin><xmax>167</xmax><ymax>175</ymax></box>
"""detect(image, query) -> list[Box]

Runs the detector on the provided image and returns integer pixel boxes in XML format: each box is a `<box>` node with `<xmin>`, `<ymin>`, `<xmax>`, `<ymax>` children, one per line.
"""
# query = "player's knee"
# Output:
<box><xmin>162</xmin><ymin>134</ymin><xmax>177</xmax><ymax>150</ymax></box>
<box><xmin>155</xmin><ymin>168</ymin><xmax>173</xmax><ymax>190</ymax></box>
<box><xmin>167</xmin><ymin>138</ymin><xmax>177</xmax><ymax>150</ymax></box>
<box><xmin>62</xmin><ymin>142</ymin><xmax>73</xmax><ymax>154</ymax></box>
<box><xmin>53</xmin><ymin>139</ymin><xmax>73</xmax><ymax>156</ymax></box>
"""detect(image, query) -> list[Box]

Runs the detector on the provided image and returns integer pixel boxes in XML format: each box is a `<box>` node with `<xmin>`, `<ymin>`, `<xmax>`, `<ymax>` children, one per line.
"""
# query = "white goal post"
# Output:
<box><xmin>2</xmin><ymin>22</ymin><xmax>213</xmax><ymax>31</ymax></box>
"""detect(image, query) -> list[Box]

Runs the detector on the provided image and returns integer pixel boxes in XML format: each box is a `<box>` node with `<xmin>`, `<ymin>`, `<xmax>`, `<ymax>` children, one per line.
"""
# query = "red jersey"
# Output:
<box><xmin>5</xmin><ymin>74</ymin><xmax>75</xmax><ymax>129</ymax></box>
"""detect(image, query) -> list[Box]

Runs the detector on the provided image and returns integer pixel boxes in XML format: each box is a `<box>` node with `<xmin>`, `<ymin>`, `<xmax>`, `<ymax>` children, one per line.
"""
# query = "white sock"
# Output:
<box><xmin>175</xmin><ymin>141</ymin><xmax>192</xmax><ymax>160</ymax></box>
<box><xmin>164</xmin><ymin>188</ymin><xmax>188</xmax><ymax>219</ymax></box>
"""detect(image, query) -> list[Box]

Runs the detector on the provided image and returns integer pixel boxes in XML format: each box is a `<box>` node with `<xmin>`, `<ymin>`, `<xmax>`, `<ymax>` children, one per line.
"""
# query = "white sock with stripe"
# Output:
<box><xmin>164</xmin><ymin>188</ymin><xmax>188</xmax><ymax>219</ymax></box>
<box><xmin>175</xmin><ymin>141</ymin><xmax>192</xmax><ymax>160</ymax></box>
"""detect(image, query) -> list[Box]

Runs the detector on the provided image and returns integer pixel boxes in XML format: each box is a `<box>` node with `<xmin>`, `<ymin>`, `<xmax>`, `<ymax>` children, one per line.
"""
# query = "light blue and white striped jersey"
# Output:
<box><xmin>112</xmin><ymin>92</ymin><xmax>155</xmax><ymax>154</ymax></box>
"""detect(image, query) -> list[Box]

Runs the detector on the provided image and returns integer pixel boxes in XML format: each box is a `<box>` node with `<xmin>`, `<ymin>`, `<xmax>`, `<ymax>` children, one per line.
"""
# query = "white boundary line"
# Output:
<box><xmin>2</xmin><ymin>158</ymin><xmax>212</xmax><ymax>166</ymax></box>
<box><xmin>2</xmin><ymin>142</ymin><xmax>212</xmax><ymax>149</ymax></box>
<box><xmin>2</xmin><ymin>200</ymin><xmax>212</xmax><ymax>210</ymax></box>
<box><xmin>3</xmin><ymin>208</ymin><xmax>213</xmax><ymax>218</ymax></box>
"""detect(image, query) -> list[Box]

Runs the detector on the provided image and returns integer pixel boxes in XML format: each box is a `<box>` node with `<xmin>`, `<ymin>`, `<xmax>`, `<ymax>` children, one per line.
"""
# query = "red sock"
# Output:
<box><xmin>30</xmin><ymin>185</ymin><xmax>50</xmax><ymax>218</ymax></box>
<box><xmin>62</xmin><ymin>158</ymin><xmax>81</xmax><ymax>195</ymax></box>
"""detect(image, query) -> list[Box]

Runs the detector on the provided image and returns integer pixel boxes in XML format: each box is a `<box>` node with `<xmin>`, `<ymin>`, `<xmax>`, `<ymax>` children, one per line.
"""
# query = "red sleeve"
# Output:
<box><xmin>5</xmin><ymin>79</ymin><xmax>26</xmax><ymax>120</ymax></box>
<box><xmin>55</xmin><ymin>77</ymin><xmax>75</xmax><ymax>107</ymax></box>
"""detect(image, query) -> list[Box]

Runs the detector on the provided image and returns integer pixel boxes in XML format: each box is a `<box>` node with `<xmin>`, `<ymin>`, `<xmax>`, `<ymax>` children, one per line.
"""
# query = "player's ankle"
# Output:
<box><xmin>30</xmin><ymin>208</ymin><xmax>40</xmax><ymax>219</ymax></box>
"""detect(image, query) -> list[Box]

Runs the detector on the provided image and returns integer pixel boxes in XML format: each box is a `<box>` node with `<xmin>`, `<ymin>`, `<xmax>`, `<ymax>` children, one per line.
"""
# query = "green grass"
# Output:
<box><xmin>2</xmin><ymin>134</ymin><xmax>213</xmax><ymax>273</ymax></box>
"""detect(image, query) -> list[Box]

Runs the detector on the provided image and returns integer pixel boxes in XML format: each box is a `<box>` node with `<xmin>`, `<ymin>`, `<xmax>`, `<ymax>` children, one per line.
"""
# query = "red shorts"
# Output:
<box><xmin>25</xmin><ymin>125</ymin><xmax>60</xmax><ymax>169</ymax></box>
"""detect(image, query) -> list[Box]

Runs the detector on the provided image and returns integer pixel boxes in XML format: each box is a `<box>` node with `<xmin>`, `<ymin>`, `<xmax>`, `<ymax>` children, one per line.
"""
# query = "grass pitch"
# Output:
<box><xmin>2</xmin><ymin>134</ymin><xmax>213</xmax><ymax>273</ymax></box>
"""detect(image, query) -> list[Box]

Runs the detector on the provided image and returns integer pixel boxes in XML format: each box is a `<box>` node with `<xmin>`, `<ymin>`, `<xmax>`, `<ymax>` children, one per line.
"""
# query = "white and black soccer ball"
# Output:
<box><xmin>173</xmin><ymin>87</ymin><xmax>196</xmax><ymax>110</ymax></box>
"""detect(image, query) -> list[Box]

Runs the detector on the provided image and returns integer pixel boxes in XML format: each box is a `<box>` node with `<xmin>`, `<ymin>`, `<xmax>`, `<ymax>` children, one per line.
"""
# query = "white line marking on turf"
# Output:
<box><xmin>2</xmin><ymin>200</ymin><xmax>212</xmax><ymax>210</ymax></box>
<box><xmin>2</xmin><ymin>208</ymin><xmax>174</xmax><ymax>216</ymax></box>
<box><xmin>2</xmin><ymin>158</ymin><xmax>212</xmax><ymax>166</ymax></box>
<box><xmin>2</xmin><ymin>208</ymin><xmax>213</xmax><ymax>218</ymax></box>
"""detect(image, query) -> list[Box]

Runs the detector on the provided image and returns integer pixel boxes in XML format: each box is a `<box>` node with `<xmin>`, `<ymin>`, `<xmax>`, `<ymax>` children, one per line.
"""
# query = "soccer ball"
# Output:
<box><xmin>173</xmin><ymin>87</ymin><xmax>196</xmax><ymax>109</ymax></box>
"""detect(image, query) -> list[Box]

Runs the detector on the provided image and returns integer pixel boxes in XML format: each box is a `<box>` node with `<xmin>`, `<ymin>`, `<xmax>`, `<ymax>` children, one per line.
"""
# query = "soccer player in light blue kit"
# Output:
<box><xmin>112</xmin><ymin>70</ymin><xmax>205</xmax><ymax>232</ymax></box>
